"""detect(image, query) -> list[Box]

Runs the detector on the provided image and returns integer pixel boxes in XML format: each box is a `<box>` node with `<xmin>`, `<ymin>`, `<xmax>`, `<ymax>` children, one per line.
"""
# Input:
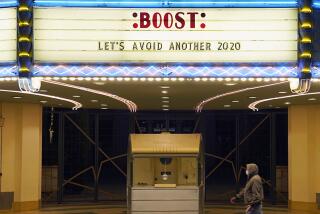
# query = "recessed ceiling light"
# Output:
<box><xmin>232</xmin><ymin>100</ymin><xmax>239</xmax><ymax>103</ymax></box>
<box><xmin>58</xmin><ymin>104</ymin><xmax>63</xmax><ymax>106</ymax></box>
<box><xmin>161</xmin><ymin>90</ymin><xmax>168</xmax><ymax>94</ymax></box>
<box><xmin>160</xmin><ymin>86</ymin><xmax>170</xmax><ymax>89</ymax></box>
<box><xmin>40</xmin><ymin>100</ymin><xmax>48</xmax><ymax>103</ymax></box>
<box><xmin>101</xmin><ymin>104</ymin><xmax>108</xmax><ymax>106</ymax></box>
<box><xmin>224</xmin><ymin>105</ymin><xmax>231</xmax><ymax>108</ymax></box>
<box><xmin>12</xmin><ymin>96</ymin><xmax>22</xmax><ymax>99</ymax></box>
<box><xmin>73</xmin><ymin>95</ymin><xmax>80</xmax><ymax>98</ymax></box>
<box><xmin>94</xmin><ymin>82</ymin><xmax>105</xmax><ymax>86</ymax></box>
<box><xmin>162</xmin><ymin>105</ymin><xmax>169</xmax><ymax>108</ymax></box>
<box><xmin>284</xmin><ymin>102</ymin><xmax>291</xmax><ymax>105</ymax></box>
<box><xmin>91</xmin><ymin>100</ymin><xmax>98</xmax><ymax>103</ymax></box>
<box><xmin>225</xmin><ymin>83</ymin><xmax>237</xmax><ymax>86</ymax></box>
<box><xmin>163</xmin><ymin>109</ymin><xmax>169</xmax><ymax>111</ymax></box>
<box><xmin>40</xmin><ymin>90</ymin><xmax>47</xmax><ymax>93</ymax></box>
<box><xmin>162</xmin><ymin>100</ymin><xmax>170</xmax><ymax>103</ymax></box>
<box><xmin>308</xmin><ymin>98</ymin><xmax>317</xmax><ymax>101</ymax></box>
<box><xmin>101</xmin><ymin>107</ymin><xmax>108</xmax><ymax>110</ymax></box>
<box><xmin>278</xmin><ymin>91</ymin><xmax>287</xmax><ymax>94</ymax></box>
<box><xmin>161</xmin><ymin>96</ymin><xmax>170</xmax><ymax>99</ymax></box>
<box><xmin>249</xmin><ymin>96</ymin><xmax>257</xmax><ymax>99</ymax></box>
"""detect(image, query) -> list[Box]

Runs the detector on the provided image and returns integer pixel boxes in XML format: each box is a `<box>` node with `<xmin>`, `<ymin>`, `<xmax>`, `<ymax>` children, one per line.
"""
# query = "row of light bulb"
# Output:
<box><xmin>0</xmin><ymin>77</ymin><xmax>320</xmax><ymax>82</ymax></box>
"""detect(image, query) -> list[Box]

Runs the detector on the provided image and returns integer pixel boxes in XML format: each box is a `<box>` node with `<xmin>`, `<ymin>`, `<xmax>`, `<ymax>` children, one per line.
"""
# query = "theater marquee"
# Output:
<box><xmin>34</xmin><ymin>8</ymin><xmax>298</xmax><ymax>63</ymax></box>
<box><xmin>0</xmin><ymin>8</ymin><xmax>17</xmax><ymax>63</ymax></box>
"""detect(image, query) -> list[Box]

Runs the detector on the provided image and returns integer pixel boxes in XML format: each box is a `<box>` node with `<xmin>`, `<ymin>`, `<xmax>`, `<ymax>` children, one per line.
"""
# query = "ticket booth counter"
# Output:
<box><xmin>127</xmin><ymin>133</ymin><xmax>204</xmax><ymax>214</ymax></box>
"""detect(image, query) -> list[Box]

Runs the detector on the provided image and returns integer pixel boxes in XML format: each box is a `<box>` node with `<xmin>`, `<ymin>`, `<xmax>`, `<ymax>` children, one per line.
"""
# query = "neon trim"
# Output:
<box><xmin>34</xmin><ymin>0</ymin><xmax>298</xmax><ymax>8</ymax></box>
<box><xmin>33</xmin><ymin>64</ymin><xmax>299</xmax><ymax>78</ymax></box>
<box><xmin>0</xmin><ymin>1</ymin><xmax>17</xmax><ymax>7</ymax></box>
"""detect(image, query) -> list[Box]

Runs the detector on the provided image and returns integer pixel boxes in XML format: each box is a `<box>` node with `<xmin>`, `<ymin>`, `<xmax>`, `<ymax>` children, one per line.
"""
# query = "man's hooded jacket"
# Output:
<box><xmin>236</xmin><ymin>163</ymin><xmax>264</xmax><ymax>205</ymax></box>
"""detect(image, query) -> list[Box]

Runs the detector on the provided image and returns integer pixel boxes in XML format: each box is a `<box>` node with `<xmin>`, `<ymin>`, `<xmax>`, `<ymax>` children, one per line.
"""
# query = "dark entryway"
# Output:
<box><xmin>41</xmin><ymin>109</ymin><xmax>288</xmax><ymax>204</ymax></box>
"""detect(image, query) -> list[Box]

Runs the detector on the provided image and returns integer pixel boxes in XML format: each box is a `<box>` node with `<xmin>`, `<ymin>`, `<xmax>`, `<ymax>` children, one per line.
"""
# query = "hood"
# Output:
<box><xmin>246</xmin><ymin>163</ymin><xmax>259</xmax><ymax>176</ymax></box>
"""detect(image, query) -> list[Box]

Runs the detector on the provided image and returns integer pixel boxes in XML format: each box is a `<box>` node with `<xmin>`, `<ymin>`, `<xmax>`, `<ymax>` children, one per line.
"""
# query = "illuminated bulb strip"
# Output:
<box><xmin>0</xmin><ymin>89</ymin><xmax>82</xmax><ymax>110</ymax></box>
<box><xmin>196</xmin><ymin>81</ymin><xmax>288</xmax><ymax>112</ymax></box>
<box><xmin>42</xmin><ymin>80</ymin><xmax>137</xmax><ymax>112</ymax></box>
<box><xmin>34</xmin><ymin>76</ymin><xmax>290</xmax><ymax>82</ymax></box>
<box><xmin>33</xmin><ymin>65</ymin><xmax>298</xmax><ymax>78</ymax></box>
<box><xmin>249</xmin><ymin>92</ymin><xmax>320</xmax><ymax>111</ymax></box>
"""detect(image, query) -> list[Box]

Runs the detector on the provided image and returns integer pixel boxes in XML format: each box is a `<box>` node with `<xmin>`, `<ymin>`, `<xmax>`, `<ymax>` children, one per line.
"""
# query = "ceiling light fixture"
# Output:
<box><xmin>42</xmin><ymin>80</ymin><xmax>137</xmax><ymax>112</ymax></box>
<box><xmin>162</xmin><ymin>96</ymin><xmax>170</xmax><ymax>99</ymax></box>
<box><xmin>308</xmin><ymin>98</ymin><xmax>317</xmax><ymax>101</ymax></box>
<box><xmin>278</xmin><ymin>91</ymin><xmax>287</xmax><ymax>94</ymax></box>
<box><xmin>12</xmin><ymin>96</ymin><xmax>22</xmax><ymax>99</ymax></box>
<box><xmin>196</xmin><ymin>81</ymin><xmax>288</xmax><ymax>112</ymax></box>
<box><xmin>248</xmin><ymin>92</ymin><xmax>320</xmax><ymax>111</ymax></box>
<box><xmin>40</xmin><ymin>100</ymin><xmax>48</xmax><ymax>103</ymax></box>
<box><xmin>161</xmin><ymin>90</ymin><xmax>168</xmax><ymax>94</ymax></box>
<box><xmin>91</xmin><ymin>100</ymin><xmax>98</xmax><ymax>103</ymax></box>
<box><xmin>94</xmin><ymin>82</ymin><xmax>105</xmax><ymax>86</ymax></box>
<box><xmin>2</xmin><ymin>89</ymin><xmax>82</xmax><ymax>109</ymax></box>
<box><xmin>232</xmin><ymin>100</ymin><xmax>239</xmax><ymax>103</ymax></box>
<box><xmin>73</xmin><ymin>95</ymin><xmax>80</xmax><ymax>98</ymax></box>
<box><xmin>160</xmin><ymin>86</ymin><xmax>170</xmax><ymax>89</ymax></box>
<box><xmin>224</xmin><ymin>105</ymin><xmax>231</xmax><ymax>108</ymax></box>
<box><xmin>225</xmin><ymin>83</ymin><xmax>237</xmax><ymax>86</ymax></box>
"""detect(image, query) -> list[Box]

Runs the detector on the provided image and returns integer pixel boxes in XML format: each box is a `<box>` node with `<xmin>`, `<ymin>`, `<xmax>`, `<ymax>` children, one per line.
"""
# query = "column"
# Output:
<box><xmin>1</xmin><ymin>103</ymin><xmax>42</xmax><ymax>211</ymax></box>
<box><xmin>288</xmin><ymin>104</ymin><xmax>320</xmax><ymax>212</ymax></box>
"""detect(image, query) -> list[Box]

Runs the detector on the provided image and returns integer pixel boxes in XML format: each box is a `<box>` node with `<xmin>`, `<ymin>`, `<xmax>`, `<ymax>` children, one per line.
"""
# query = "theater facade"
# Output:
<box><xmin>0</xmin><ymin>0</ymin><xmax>320</xmax><ymax>212</ymax></box>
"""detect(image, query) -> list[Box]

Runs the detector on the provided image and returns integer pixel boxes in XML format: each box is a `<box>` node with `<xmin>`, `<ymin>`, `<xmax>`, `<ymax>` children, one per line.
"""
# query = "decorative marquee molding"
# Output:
<box><xmin>33</xmin><ymin>64</ymin><xmax>299</xmax><ymax>77</ymax></box>
<box><xmin>0</xmin><ymin>66</ymin><xmax>18</xmax><ymax>77</ymax></box>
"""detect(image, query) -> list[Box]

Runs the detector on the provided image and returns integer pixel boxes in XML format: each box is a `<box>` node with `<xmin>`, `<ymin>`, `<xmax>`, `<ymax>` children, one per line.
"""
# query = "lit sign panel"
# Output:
<box><xmin>34</xmin><ymin>8</ymin><xmax>298</xmax><ymax>63</ymax></box>
<box><xmin>0</xmin><ymin>8</ymin><xmax>17</xmax><ymax>63</ymax></box>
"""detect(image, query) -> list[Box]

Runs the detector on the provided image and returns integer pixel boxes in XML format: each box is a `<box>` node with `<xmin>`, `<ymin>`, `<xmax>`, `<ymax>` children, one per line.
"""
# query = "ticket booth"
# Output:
<box><xmin>127</xmin><ymin>133</ymin><xmax>204</xmax><ymax>214</ymax></box>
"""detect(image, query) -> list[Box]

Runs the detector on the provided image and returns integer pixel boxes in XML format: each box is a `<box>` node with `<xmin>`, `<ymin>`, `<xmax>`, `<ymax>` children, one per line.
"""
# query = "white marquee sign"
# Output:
<box><xmin>34</xmin><ymin>8</ymin><xmax>298</xmax><ymax>63</ymax></box>
<box><xmin>0</xmin><ymin>8</ymin><xmax>17</xmax><ymax>63</ymax></box>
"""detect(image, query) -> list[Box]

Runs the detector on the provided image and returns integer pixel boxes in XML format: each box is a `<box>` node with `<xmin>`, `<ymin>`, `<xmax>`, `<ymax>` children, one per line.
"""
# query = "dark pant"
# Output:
<box><xmin>246</xmin><ymin>204</ymin><xmax>263</xmax><ymax>214</ymax></box>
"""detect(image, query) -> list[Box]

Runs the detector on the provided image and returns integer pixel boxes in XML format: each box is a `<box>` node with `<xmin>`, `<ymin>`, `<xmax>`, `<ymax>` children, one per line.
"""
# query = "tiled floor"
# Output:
<box><xmin>12</xmin><ymin>204</ymin><xmax>320</xmax><ymax>214</ymax></box>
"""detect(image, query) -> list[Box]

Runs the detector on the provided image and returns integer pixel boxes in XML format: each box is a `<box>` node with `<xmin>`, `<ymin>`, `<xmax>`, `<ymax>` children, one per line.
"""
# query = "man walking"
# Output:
<box><xmin>230</xmin><ymin>163</ymin><xmax>264</xmax><ymax>214</ymax></box>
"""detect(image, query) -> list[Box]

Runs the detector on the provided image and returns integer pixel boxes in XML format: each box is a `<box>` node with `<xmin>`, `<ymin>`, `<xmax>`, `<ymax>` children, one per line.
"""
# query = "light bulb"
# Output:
<box><xmin>162</xmin><ymin>173</ymin><xmax>169</xmax><ymax>181</ymax></box>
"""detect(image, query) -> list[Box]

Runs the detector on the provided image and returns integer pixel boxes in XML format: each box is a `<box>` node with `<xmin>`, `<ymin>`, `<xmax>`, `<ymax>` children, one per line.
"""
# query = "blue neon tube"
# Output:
<box><xmin>33</xmin><ymin>0</ymin><xmax>298</xmax><ymax>8</ymax></box>
<box><xmin>0</xmin><ymin>0</ymin><xmax>18</xmax><ymax>7</ymax></box>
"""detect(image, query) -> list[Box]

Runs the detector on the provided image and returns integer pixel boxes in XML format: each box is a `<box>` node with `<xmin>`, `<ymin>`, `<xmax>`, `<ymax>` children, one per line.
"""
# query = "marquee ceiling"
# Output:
<box><xmin>0</xmin><ymin>79</ymin><xmax>320</xmax><ymax>111</ymax></box>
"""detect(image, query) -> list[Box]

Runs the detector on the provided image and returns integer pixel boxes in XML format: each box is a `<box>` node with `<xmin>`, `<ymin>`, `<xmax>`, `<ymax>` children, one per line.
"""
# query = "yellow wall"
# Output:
<box><xmin>288</xmin><ymin>105</ymin><xmax>320</xmax><ymax>211</ymax></box>
<box><xmin>0</xmin><ymin>103</ymin><xmax>42</xmax><ymax>211</ymax></box>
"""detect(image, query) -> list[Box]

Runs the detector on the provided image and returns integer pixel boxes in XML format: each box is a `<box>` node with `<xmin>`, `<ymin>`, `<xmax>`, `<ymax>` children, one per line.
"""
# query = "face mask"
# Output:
<box><xmin>246</xmin><ymin>170</ymin><xmax>249</xmax><ymax>176</ymax></box>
